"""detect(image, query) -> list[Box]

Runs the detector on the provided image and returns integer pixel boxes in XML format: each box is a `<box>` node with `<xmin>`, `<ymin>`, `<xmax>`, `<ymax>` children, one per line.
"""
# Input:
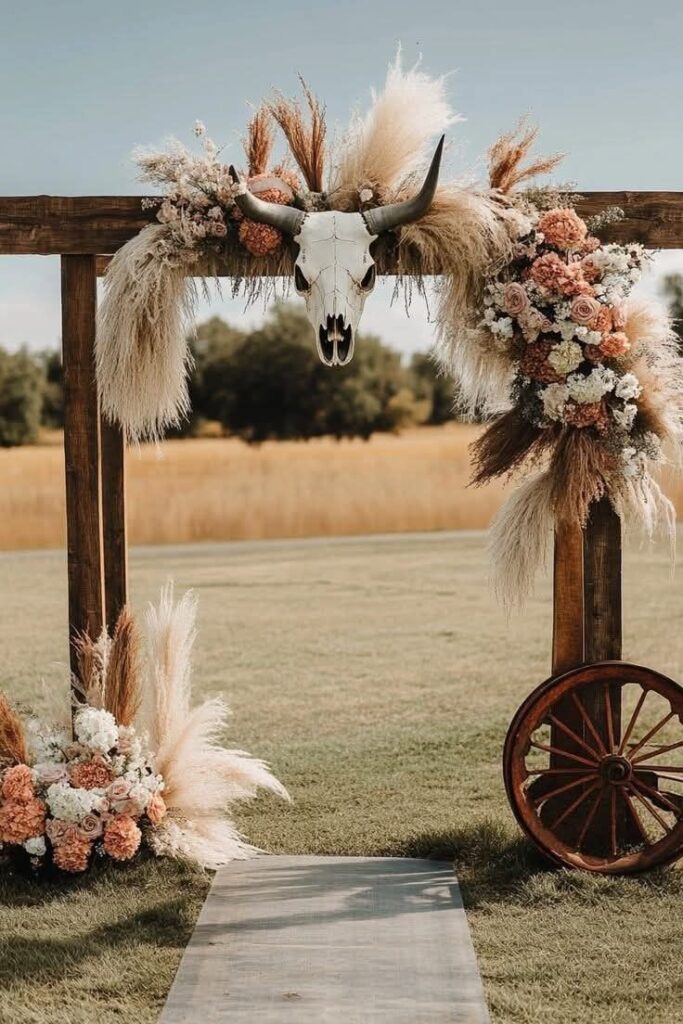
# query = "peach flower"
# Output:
<box><xmin>103</xmin><ymin>815</ymin><xmax>141</xmax><ymax>861</ymax></box>
<box><xmin>589</xmin><ymin>306</ymin><xmax>613</xmax><ymax>333</ymax></box>
<box><xmin>0</xmin><ymin>797</ymin><xmax>46</xmax><ymax>844</ymax></box>
<box><xmin>600</xmin><ymin>332</ymin><xmax>630</xmax><ymax>358</ymax></box>
<box><xmin>503</xmin><ymin>282</ymin><xmax>529</xmax><ymax>317</ymax></box>
<box><xmin>53</xmin><ymin>834</ymin><xmax>92</xmax><ymax>873</ymax></box>
<box><xmin>538</xmin><ymin>208</ymin><xmax>588</xmax><ymax>250</ymax></box>
<box><xmin>570</xmin><ymin>295</ymin><xmax>602</xmax><ymax>326</ymax></box>
<box><xmin>107</xmin><ymin>778</ymin><xmax>131</xmax><ymax>803</ymax></box>
<box><xmin>612</xmin><ymin>305</ymin><xmax>628</xmax><ymax>330</ymax></box>
<box><xmin>46</xmin><ymin>817</ymin><xmax>70</xmax><ymax>847</ymax></box>
<box><xmin>530</xmin><ymin>253</ymin><xmax>592</xmax><ymax>296</ymax></box>
<box><xmin>2</xmin><ymin>764</ymin><xmax>35</xmax><ymax>803</ymax></box>
<box><xmin>78</xmin><ymin>813</ymin><xmax>104</xmax><ymax>841</ymax></box>
<box><xmin>580</xmin><ymin>257</ymin><xmax>602</xmax><ymax>283</ymax></box>
<box><xmin>146</xmin><ymin>793</ymin><xmax>167</xmax><ymax>827</ymax></box>
<box><xmin>69</xmin><ymin>761</ymin><xmax>114</xmax><ymax>791</ymax></box>
<box><xmin>564</xmin><ymin>401</ymin><xmax>609</xmax><ymax>431</ymax></box>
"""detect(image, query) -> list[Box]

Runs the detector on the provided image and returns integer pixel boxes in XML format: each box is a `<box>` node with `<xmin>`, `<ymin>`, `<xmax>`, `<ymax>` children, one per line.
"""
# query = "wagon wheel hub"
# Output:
<box><xmin>599</xmin><ymin>754</ymin><xmax>633</xmax><ymax>786</ymax></box>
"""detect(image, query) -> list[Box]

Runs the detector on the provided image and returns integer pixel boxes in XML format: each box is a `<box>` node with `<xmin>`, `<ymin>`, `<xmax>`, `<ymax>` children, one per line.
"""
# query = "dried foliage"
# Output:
<box><xmin>268</xmin><ymin>78</ymin><xmax>326</xmax><ymax>192</ymax></box>
<box><xmin>142</xmin><ymin>584</ymin><xmax>288</xmax><ymax>868</ymax></box>
<box><xmin>0</xmin><ymin>692</ymin><xmax>28</xmax><ymax>765</ymax></box>
<box><xmin>331</xmin><ymin>51</ymin><xmax>459</xmax><ymax>206</ymax></box>
<box><xmin>488</xmin><ymin>118</ymin><xmax>563</xmax><ymax>194</ymax></box>
<box><xmin>549</xmin><ymin>429</ymin><xmax>615</xmax><ymax>526</ymax></box>
<box><xmin>470</xmin><ymin>409</ymin><xmax>557</xmax><ymax>485</ymax></box>
<box><xmin>489</xmin><ymin>471</ymin><xmax>554</xmax><ymax>608</ymax></box>
<box><xmin>105</xmin><ymin>608</ymin><xmax>142</xmax><ymax>728</ymax></box>
<box><xmin>243</xmin><ymin>105</ymin><xmax>275</xmax><ymax>176</ymax></box>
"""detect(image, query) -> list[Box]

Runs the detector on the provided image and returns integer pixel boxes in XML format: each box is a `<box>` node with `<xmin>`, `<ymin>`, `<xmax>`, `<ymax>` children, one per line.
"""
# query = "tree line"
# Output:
<box><xmin>2</xmin><ymin>278</ymin><xmax>682</xmax><ymax>448</ymax></box>
<box><xmin>0</xmin><ymin>303</ymin><xmax>456</xmax><ymax>447</ymax></box>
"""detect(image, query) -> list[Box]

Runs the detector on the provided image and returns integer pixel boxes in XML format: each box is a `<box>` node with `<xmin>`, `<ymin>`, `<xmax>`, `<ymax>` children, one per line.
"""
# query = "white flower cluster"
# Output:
<box><xmin>74</xmin><ymin>707</ymin><xmax>119</xmax><ymax>754</ymax></box>
<box><xmin>45</xmin><ymin>783</ymin><xmax>106</xmax><ymax>823</ymax></box>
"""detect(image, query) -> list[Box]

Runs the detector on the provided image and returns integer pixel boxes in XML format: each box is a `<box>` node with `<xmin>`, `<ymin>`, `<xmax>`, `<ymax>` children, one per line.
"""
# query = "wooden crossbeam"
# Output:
<box><xmin>1</xmin><ymin>192</ymin><xmax>682</xmax><ymax>255</ymax></box>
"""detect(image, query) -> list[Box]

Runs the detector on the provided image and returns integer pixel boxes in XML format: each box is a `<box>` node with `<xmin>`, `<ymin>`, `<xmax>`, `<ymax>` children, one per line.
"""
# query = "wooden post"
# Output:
<box><xmin>551</xmin><ymin>519</ymin><xmax>585</xmax><ymax>675</ymax></box>
<box><xmin>100</xmin><ymin>418</ymin><xmax>128</xmax><ymax>631</ymax></box>
<box><xmin>61</xmin><ymin>255</ymin><xmax>104</xmax><ymax>682</ymax></box>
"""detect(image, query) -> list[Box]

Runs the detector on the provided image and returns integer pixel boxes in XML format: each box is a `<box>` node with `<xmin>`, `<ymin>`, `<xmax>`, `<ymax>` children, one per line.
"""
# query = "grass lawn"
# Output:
<box><xmin>2</xmin><ymin>531</ymin><xmax>683</xmax><ymax>1023</ymax></box>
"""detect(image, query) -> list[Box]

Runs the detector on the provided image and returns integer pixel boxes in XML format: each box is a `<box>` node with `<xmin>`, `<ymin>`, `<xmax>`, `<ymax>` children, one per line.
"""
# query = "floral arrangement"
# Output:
<box><xmin>96</xmin><ymin>54</ymin><xmax>518</xmax><ymax>442</ymax></box>
<box><xmin>451</xmin><ymin>127</ymin><xmax>683</xmax><ymax>604</ymax></box>
<box><xmin>0</xmin><ymin>588</ymin><xmax>287</xmax><ymax>876</ymax></box>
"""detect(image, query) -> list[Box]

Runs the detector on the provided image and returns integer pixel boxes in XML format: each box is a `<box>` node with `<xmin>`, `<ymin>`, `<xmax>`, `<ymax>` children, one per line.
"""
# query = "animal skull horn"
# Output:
<box><xmin>229</xmin><ymin>137</ymin><xmax>444</xmax><ymax>367</ymax></box>
<box><xmin>362</xmin><ymin>135</ymin><xmax>444</xmax><ymax>235</ymax></box>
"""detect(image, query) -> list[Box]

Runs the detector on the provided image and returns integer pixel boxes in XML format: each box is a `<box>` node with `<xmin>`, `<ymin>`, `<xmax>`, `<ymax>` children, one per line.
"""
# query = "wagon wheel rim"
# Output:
<box><xmin>503</xmin><ymin>662</ymin><xmax>683</xmax><ymax>874</ymax></box>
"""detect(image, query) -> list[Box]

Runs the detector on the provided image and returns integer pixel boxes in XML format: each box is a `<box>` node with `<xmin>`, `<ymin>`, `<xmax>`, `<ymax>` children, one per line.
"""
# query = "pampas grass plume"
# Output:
<box><xmin>0</xmin><ymin>692</ymin><xmax>28</xmax><ymax>765</ymax></box>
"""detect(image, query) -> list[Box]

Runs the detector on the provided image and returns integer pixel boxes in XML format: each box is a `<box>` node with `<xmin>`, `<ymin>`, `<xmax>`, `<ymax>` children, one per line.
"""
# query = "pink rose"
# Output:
<box><xmin>35</xmin><ymin>763</ymin><xmax>69</xmax><ymax>786</ymax></box>
<box><xmin>503</xmin><ymin>282</ymin><xmax>529</xmax><ymax>318</ymax></box>
<box><xmin>78</xmin><ymin>814</ymin><xmax>104</xmax><ymax>841</ymax></box>
<box><xmin>570</xmin><ymin>295</ymin><xmax>602</xmax><ymax>325</ymax></box>
<box><xmin>107</xmin><ymin>778</ymin><xmax>131</xmax><ymax>803</ymax></box>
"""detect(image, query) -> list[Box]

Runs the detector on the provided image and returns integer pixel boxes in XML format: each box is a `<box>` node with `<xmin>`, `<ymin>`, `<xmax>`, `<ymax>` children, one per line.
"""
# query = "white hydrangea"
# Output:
<box><xmin>46</xmin><ymin>783</ymin><xmax>106</xmax><ymax>823</ymax></box>
<box><xmin>566</xmin><ymin>367</ymin><xmax>616</xmax><ymax>405</ymax></box>
<box><xmin>584</xmin><ymin>330</ymin><xmax>603</xmax><ymax>346</ymax></box>
<box><xmin>24</xmin><ymin>836</ymin><xmax>47</xmax><ymax>857</ymax></box>
<box><xmin>547</xmin><ymin>340</ymin><xmax>583</xmax><ymax>375</ymax></box>
<box><xmin>541</xmin><ymin>382</ymin><xmax>569</xmax><ymax>421</ymax></box>
<box><xmin>489</xmin><ymin>316</ymin><xmax>514</xmax><ymax>339</ymax></box>
<box><xmin>26</xmin><ymin>720</ymin><xmax>68</xmax><ymax>764</ymax></box>
<box><xmin>73</xmin><ymin>707</ymin><xmax>118</xmax><ymax>753</ymax></box>
<box><xmin>612</xmin><ymin>403</ymin><xmax>638</xmax><ymax>430</ymax></box>
<box><xmin>615</xmin><ymin>373</ymin><xmax>642</xmax><ymax>401</ymax></box>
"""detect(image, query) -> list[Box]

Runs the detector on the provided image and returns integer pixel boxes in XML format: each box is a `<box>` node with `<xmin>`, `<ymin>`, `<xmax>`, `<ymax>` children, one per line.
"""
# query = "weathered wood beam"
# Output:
<box><xmin>1</xmin><ymin>192</ymin><xmax>682</xmax><ymax>256</ymax></box>
<box><xmin>61</xmin><ymin>255</ymin><xmax>105</xmax><ymax>682</ymax></box>
<box><xmin>100</xmin><ymin>418</ymin><xmax>128</xmax><ymax>632</ymax></box>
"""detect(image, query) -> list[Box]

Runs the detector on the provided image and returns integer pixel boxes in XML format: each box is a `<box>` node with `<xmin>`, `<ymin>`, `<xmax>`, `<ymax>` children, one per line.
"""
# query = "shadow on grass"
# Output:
<box><xmin>376</xmin><ymin>817</ymin><xmax>683</xmax><ymax>910</ymax></box>
<box><xmin>0</xmin><ymin>855</ymin><xmax>209</xmax><ymax>988</ymax></box>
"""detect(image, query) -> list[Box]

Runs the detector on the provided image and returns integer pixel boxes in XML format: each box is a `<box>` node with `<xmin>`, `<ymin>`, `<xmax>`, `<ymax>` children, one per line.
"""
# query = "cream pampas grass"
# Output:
<box><xmin>143</xmin><ymin>584</ymin><xmax>288</xmax><ymax>868</ymax></box>
<box><xmin>0</xmin><ymin>692</ymin><xmax>29</xmax><ymax>765</ymax></box>
<box><xmin>96</xmin><ymin>224</ymin><xmax>197</xmax><ymax>443</ymax></box>
<box><xmin>489</xmin><ymin>471</ymin><xmax>555</xmax><ymax>607</ymax></box>
<box><xmin>330</xmin><ymin>50</ymin><xmax>460</xmax><ymax>205</ymax></box>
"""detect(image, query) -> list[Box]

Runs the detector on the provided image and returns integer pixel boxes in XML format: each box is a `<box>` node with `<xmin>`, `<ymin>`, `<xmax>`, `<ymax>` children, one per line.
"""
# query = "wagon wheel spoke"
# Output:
<box><xmin>550</xmin><ymin>781</ymin><xmax>600</xmax><ymax>830</ymax></box>
<box><xmin>604</xmin><ymin>684</ymin><xmax>616</xmax><ymax>752</ymax></box>
<box><xmin>610</xmin><ymin>788</ymin><xmax>618</xmax><ymax>857</ymax></box>
<box><xmin>627</xmin><ymin>711</ymin><xmax>676</xmax><ymax>761</ymax></box>
<box><xmin>618</xmin><ymin>687</ymin><xmax>648</xmax><ymax>755</ymax></box>
<box><xmin>531</xmin><ymin>772</ymin><xmax>595</xmax><ymax>806</ymax></box>
<box><xmin>634</xmin><ymin>764</ymin><xmax>683</xmax><ymax>774</ymax></box>
<box><xmin>627</xmin><ymin>784</ymin><xmax>672</xmax><ymax>834</ymax></box>
<box><xmin>571</xmin><ymin>691</ymin><xmax>607</xmax><ymax>756</ymax></box>
<box><xmin>548</xmin><ymin>713</ymin><xmax>602</xmax><ymax>762</ymax></box>
<box><xmin>631</xmin><ymin>776</ymin><xmax>681</xmax><ymax>817</ymax></box>
<box><xmin>576</xmin><ymin>787</ymin><xmax>604</xmax><ymax>850</ymax></box>
<box><xmin>529</xmin><ymin>740</ymin><xmax>598</xmax><ymax>768</ymax></box>
<box><xmin>621</xmin><ymin>788</ymin><xmax>650</xmax><ymax>846</ymax></box>
<box><xmin>632</xmin><ymin>739</ymin><xmax>683</xmax><ymax>766</ymax></box>
<box><xmin>525</xmin><ymin>767</ymin><xmax>595</xmax><ymax>776</ymax></box>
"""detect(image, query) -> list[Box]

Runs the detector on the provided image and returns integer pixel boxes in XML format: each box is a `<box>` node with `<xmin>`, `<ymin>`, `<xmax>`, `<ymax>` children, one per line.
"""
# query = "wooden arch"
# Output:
<box><xmin>0</xmin><ymin>191</ymin><xmax>682</xmax><ymax>682</ymax></box>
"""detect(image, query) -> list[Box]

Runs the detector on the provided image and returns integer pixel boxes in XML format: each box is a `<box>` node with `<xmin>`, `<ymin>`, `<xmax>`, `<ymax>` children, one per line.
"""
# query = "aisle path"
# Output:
<box><xmin>160</xmin><ymin>856</ymin><xmax>490</xmax><ymax>1024</ymax></box>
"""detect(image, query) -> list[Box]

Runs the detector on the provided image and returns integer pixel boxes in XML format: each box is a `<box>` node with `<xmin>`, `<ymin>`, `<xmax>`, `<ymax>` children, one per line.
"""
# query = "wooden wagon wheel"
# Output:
<box><xmin>504</xmin><ymin>661</ymin><xmax>683</xmax><ymax>873</ymax></box>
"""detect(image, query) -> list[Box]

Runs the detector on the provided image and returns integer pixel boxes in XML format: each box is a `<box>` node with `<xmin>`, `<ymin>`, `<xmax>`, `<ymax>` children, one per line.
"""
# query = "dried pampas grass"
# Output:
<box><xmin>470</xmin><ymin>409</ymin><xmax>556</xmax><ymax>485</ymax></box>
<box><xmin>489</xmin><ymin>472</ymin><xmax>555</xmax><ymax>607</ymax></box>
<box><xmin>488</xmin><ymin>118</ymin><xmax>563</xmax><ymax>194</ymax></box>
<box><xmin>244</xmin><ymin>105</ymin><xmax>275</xmax><ymax>176</ymax></box>
<box><xmin>143</xmin><ymin>584</ymin><xmax>288</xmax><ymax>868</ymax></box>
<box><xmin>72</xmin><ymin>609</ymin><xmax>141</xmax><ymax>726</ymax></box>
<box><xmin>268</xmin><ymin>79</ymin><xmax>326</xmax><ymax>192</ymax></box>
<box><xmin>96</xmin><ymin>224</ymin><xmax>197</xmax><ymax>443</ymax></box>
<box><xmin>0</xmin><ymin>692</ymin><xmax>29</xmax><ymax>765</ymax></box>
<box><xmin>548</xmin><ymin>429</ymin><xmax>615</xmax><ymax>528</ymax></box>
<box><xmin>331</xmin><ymin>50</ymin><xmax>460</xmax><ymax>205</ymax></box>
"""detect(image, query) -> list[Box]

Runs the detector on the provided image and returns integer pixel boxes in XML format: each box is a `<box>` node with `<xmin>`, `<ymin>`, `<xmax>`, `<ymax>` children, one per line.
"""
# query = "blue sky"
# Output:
<box><xmin>1</xmin><ymin>0</ymin><xmax>681</xmax><ymax>353</ymax></box>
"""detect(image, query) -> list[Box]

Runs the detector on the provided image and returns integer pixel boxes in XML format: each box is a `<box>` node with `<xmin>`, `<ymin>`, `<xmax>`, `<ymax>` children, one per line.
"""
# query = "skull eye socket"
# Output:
<box><xmin>294</xmin><ymin>264</ymin><xmax>310</xmax><ymax>293</ymax></box>
<box><xmin>360</xmin><ymin>264</ymin><xmax>376</xmax><ymax>290</ymax></box>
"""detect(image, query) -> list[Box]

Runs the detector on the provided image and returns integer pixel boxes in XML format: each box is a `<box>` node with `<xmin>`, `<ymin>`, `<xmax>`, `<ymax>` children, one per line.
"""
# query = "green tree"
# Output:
<box><xmin>409</xmin><ymin>351</ymin><xmax>456</xmax><ymax>425</ymax></box>
<box><xmin>0</xmin><ymin>347</ymin><xmax>44</xmax><ymax>446</ymax></box>
<box><xmin>39</xmin><ymin>349</ymin><xmax>64</xmax><ymax>428</ymax></box>
<box><xmin>662</xmin><ymin>273</ymin><xmax>683</xmax><ymax>349</ymax></box>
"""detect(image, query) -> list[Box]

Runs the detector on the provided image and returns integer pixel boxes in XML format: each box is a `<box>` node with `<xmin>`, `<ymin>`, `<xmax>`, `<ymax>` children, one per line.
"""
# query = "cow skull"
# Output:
<box><xmin>230</xmin><ymin>136</ymin><xmax>443</xmax><ymax>367</ymax></box>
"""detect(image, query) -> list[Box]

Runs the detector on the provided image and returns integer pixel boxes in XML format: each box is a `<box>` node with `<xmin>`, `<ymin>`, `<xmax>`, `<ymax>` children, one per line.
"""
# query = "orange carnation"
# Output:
<box><xmin>103</xmin><ymin>815</ymin><xmax>141</xmax><ymax>861</ymax></box>
<box><xmin>599</xmin><ymin>332</ymin><xmax>630</xmax><ymax>359</ymax></box>
<box><xmin>589</xmin><ymin>306</ymin><xmax>613</xmax><ymax>333</ymax></box>
<box><xmin>238</xmin><ymin>218</ymin><xmax>282</xmax><ymax>257</ymax></box>
<box><xmin>538</xmin><ymin>208</ymin><xmax>588</xmax><ymax>250</ymax></box>
<box><xmin>53</xmin><ymin>834</ymin><xmax>92</xmax><ymax>873</ymax></box>
<box><xmin>69</xmin><ymin>761</ymin><xmax>114</xmax><ymax>791</ymax></box>
<box><xmin>1</xmin><ymin>764</ymin><xmax>35</xmax><ymax>803</ymax></box>
<box><xmin>0</xmin><ymin>797</ymin><xmax>46</xmax><ymax>844</ymax></box>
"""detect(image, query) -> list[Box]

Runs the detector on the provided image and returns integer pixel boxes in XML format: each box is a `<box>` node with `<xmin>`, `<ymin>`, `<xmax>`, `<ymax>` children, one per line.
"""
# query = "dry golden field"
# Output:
<box><xmin>2</xmin><ymin>423</ymin><xmax>683</xmax><ymax>550</ymax></box>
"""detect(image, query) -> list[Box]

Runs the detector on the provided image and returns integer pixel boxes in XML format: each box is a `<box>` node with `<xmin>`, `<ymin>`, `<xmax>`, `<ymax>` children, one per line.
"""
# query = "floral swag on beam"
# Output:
<box><xmin>95</xmin><ymin>55</ymin><xmax>682</xmax><ymax>607</ymax></box>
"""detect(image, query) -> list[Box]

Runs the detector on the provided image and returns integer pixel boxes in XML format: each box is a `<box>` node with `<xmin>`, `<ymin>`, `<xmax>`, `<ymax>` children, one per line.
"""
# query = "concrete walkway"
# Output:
<box><xmin>160</xmin><ymin>856</ymin><xmax>490</xmax><ymax>1024</ymax></box>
